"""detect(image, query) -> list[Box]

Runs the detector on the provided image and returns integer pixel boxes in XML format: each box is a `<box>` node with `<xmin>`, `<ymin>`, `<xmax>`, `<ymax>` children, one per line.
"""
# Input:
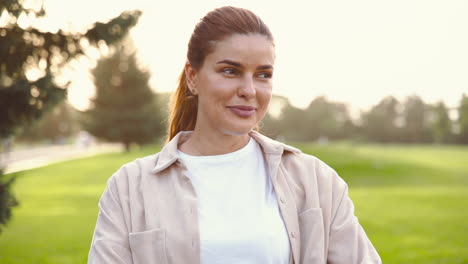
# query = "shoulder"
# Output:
<box><xmin>282</xmin><ymin>150</ymin><xmax>342</xmax><ymax>182</ymax></box>
<box><xmin>252</xmin><ymin>131</ymin><xmax>344</xmax><ymax>186</ymax></box>
<box><xmin>280</xmin><ymin>145</ymin><xmax>348</xmax><ymax>200</ymax></box>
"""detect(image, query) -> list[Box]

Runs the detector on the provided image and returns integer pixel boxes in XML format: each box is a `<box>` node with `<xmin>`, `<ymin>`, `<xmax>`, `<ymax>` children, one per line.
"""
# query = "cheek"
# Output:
<box><xmin>199</xmin><ymin>75</ymin><xmax>235</xmax><ymax>98</ymax></box>
<box><xmin>258</xmin><ymin>87</ymin><xmax>272</xmax><ymax>107</ymax></box>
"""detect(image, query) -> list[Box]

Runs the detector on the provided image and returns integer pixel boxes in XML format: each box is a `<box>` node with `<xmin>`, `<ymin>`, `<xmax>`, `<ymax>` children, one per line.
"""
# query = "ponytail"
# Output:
<box><xmin>167</xmin><ymin>69</ymin><xmax>198</xmax><ymax>142</ymax></box>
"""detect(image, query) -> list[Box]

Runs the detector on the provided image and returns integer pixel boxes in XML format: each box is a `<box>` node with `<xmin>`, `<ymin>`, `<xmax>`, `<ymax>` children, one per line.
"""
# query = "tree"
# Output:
<box><xmin>260</xmin><ymin>113</ymin><xmax>281</xmax><ymax>139</ymax></box>
<box><xmin>0</xmin><ymin>169</ymin><xmax>17</xmax><ymax>233</ymax></box>
<box><xmin>275</xmin><ymin>100</ymin><xmax>308</xmax><ymax>141</ymax></box>
<box><xmin>0</xmin><ymin>0</ymin><xmax>141</xmax><ymax>232</ymax></box>
<box><xmin>401</xmin><ymin>95</ymin><xmax>431</xmax><ymax>143</ymax></box>
<box><xmin>361</xmin><ymin>96</ymin><xmax>401</xmax><ymax>143</ymax></box>
<box><xmin>457</xmin><ymin>94</ymin><xmax>468</xmax><ymax>144</ymax></box>
<box><xmin>84</xmin><ymin>45</ymin><xmax>163</xmax><ymax>151</ymax></box>
<box><xmin>17</xmin><ymin>101</ymin><xmax>81</xmax><ymax>143</ymax></box>
<box><xmin>304</xmin><ymin>96</ymin><xmax>353</xmax><ymax>141</ymax></box>
<box><xmin>430</xmin><ymin>101</ymin><xmax>453</xmax><ymax>144</ymax></box>
<box><xmin>268</xmin><ymin>96</ymin><xmax>354</xmax><ymax>142</ymax></box>
<box><xmin>0</xmin><ymin>2</ymin><xmax>141</xmax><ymax>138</ymax></box>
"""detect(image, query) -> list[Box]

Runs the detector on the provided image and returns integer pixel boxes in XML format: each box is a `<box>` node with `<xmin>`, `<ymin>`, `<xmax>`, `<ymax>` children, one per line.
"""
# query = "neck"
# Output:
<box><xmin>180</xmin><ymin>128</ymin><xmax>251</xmax><ymax>156</ymax></box>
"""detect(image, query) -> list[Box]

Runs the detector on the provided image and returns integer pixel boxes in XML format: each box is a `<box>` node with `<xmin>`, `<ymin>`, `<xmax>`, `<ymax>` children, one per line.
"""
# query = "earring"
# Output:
<box><xmin>190</xmin><ymin>82</ymin><xmax>197</xmax><ymax>95</ymax></box>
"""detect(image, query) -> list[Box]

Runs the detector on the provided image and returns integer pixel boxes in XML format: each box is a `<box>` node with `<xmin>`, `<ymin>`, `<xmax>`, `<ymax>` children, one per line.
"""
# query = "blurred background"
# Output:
<box><xmin>0</xmin><ymin>0</ymin><xmax>467</xmax><ymax>263</ymax></box>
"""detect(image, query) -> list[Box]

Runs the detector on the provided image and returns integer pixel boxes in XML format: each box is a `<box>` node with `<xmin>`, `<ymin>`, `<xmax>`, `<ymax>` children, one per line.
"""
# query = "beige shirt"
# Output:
<box><xmin>88</xmin><ymin>131</ymin><xmax>382</xmax><ymax>264</ymax></box>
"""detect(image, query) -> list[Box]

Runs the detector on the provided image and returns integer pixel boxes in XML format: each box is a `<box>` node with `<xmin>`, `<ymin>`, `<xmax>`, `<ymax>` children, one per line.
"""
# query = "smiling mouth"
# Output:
<box><xmin>227</xmin><ymin>105</ymin><xmax>257</xmax><ymax>117</ymax></box>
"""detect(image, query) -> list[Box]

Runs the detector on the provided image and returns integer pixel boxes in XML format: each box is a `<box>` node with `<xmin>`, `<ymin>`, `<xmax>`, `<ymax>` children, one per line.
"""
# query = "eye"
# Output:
<box><xmin>257</xmin><ymin>71</ymin><xmax>273</xmax><ymax>79</ymax></box>
<box><xmin>221</xmin><ymin>68</ymin><xmax>238</xmax><ymax>75</ymax></box>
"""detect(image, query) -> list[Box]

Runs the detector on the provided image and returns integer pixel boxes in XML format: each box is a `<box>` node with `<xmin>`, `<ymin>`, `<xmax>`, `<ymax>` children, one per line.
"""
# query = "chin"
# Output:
<box><xmin>221</xmin><ymin>123</ymin><xmax>256</xmax><ymax>137</ymax></box>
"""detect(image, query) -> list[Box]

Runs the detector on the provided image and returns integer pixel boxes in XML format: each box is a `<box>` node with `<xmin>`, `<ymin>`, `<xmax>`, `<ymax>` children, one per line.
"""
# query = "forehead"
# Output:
<box><xmin>205</xmin><ymin>33</ymin><xmax>275</xmax><ymax>66</ymax></box>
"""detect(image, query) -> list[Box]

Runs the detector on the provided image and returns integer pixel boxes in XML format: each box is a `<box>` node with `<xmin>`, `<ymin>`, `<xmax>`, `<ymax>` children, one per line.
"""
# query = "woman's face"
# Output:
<box><xmin>186</xmin><ymin>33</ymin><xmax>275</xmax><ymax>137</ymax></box>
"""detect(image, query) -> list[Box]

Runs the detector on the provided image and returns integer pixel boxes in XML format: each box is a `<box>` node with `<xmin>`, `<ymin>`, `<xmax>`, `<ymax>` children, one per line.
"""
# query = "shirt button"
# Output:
<box><xmin>280</xmin><ymin>197</ymin><xmax>286</xmax><ymax>203</ymax></box>
<box><xmin>291</xmin><ymin>231</ymin><xmax>297</xmax><ymax>238</ymax></box>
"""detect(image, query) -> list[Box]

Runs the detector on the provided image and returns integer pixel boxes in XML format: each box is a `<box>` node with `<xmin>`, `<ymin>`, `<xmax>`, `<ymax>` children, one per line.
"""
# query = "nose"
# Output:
<box><xmin>238</xmin><ymin>75</ymin><xmax>256</xmax><ymax>99</ymax></box>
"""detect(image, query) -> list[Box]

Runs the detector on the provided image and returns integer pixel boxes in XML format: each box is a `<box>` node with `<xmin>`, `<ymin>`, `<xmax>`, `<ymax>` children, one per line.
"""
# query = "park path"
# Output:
<box><xmin>1</xmin><ymin>143</ymin><xmax>122</xmax><ymax>174</ymax></box>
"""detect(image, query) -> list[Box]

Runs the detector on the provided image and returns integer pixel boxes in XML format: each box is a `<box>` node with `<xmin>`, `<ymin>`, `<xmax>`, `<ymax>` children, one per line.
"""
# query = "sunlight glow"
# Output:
<box><xmin>30</xmin><ymin>0</ymin><xmax>468</xmax><ymax>112</ymax></box>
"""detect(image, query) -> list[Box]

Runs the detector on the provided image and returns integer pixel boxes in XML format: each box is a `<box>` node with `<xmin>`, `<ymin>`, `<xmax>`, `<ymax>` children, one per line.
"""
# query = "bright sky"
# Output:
<box><xmin>36</xmin><ymin>0</ymin><xmax>468</xmax><ymax>112</ymax></box>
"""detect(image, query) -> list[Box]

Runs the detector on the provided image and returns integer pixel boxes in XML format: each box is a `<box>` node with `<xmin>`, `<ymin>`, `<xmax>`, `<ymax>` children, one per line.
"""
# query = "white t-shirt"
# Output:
<box><xmin>178</xmin><ymin>137</ymin><xmax>291</xmax><ymax>264</ymax></box>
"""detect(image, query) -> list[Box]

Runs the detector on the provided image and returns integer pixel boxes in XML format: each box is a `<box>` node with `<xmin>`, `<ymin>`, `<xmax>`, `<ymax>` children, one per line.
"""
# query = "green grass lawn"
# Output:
<box><xmin>0</xmin><ymin>142</ymin><xmax>467</xmax><ymax>263</ymax></box>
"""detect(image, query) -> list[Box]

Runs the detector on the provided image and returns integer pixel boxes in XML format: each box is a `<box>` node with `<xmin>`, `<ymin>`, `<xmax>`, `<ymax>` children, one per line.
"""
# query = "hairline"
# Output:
<box><xmin>191</xmin><ymin>33</ymin><xmax>274</xmax><ymax>70</ymax></box>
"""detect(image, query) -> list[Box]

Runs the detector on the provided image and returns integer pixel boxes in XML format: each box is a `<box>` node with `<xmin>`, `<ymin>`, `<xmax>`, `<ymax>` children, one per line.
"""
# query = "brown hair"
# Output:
<box><xmin>167</xmin><ymin>6</ymin><xmax>273</xmax><ymax>141</ymax></box>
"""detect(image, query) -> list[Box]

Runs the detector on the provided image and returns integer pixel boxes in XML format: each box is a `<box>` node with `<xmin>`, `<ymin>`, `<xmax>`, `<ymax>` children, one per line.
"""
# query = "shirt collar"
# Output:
<box><xmin>151</xmin><ymin>130</ymin><xmax>301</xmax><ymax>174</ymax></box>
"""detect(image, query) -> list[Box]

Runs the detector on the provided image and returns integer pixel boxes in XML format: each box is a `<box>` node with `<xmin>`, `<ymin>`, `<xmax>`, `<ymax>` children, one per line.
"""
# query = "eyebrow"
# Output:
<box><xmin>216</xmin><ymin>59</ymin><xmax>273</xmax><ymax>70</ymax></box>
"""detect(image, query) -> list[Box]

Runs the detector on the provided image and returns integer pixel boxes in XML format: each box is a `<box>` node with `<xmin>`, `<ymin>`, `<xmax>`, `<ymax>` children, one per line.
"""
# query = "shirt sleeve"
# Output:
<box><xmin>88</xmin><ymin>175</ymin><xmax>133</xmax><ymax>264</ymax></box>
<box><xmin>327</xmin><ymin>178</ymin><xmax>382</xmax><ymax>264</ymax></box>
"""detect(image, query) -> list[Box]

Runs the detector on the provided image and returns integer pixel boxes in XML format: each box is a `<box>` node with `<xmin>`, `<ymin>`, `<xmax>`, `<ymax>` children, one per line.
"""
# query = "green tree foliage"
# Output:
<box><xmin>0</xmin><ymin>0</ymin><xmax>140</xmax><ymax>233</ymax></box>
<box><xmin>0</xmin><ymin>1</ymin><xmax>141</xmax><ymax>138</ymax></box>
<box><xmin>260</xmin><ymin>113</ymin><xmax>280</xmax><ymax>139</ymax></box>
<box><xmin>361</xmin><ymin>96</ymin><xmax>401</xmax><ymax>143</ymax></box>
<box><xmin>17</xmin><ymin>101</ymin><xmax>80</xmax><ymax>143</ymax></box>
<box><xmin>264</xmin><ymin>94</ymin><xmax>464</xmax><ymax>144</ymax></box>
<box><xmin>430</xmin><ymin>101</ymin><xmax>453</xmax><ymax>144</ymax></box>
<box><xmin>457</xmin><ymin>94</ymin><xmax>468</xmax><ymax>144</ymax></box>
<box><xmin>304</xmin><ymin>96</ymin><xmax>353</xmax><ymax>140</ymax></box>
<box><xmin>277</xmin><ymin>101</ymin><xmax>309</xmax><ymax>141</ymax></box>
<box><xmin>273</xmin><ymin>96</ymin><xmax>354</xmax><ymax>142</ymax></box>
<box><xmin>0</xmin><ymin>169</ymin><xmax>17</xmax><ymax>233</ymax></box>
<box><xmin>84</xmin><ymin>46</ymin><xmax>163</xmax><ymax>151</ymax></box>
<box><xmin>401</xmin><ymin>95</ymin><xmax>431</xmax><ymax>143</ymax></box>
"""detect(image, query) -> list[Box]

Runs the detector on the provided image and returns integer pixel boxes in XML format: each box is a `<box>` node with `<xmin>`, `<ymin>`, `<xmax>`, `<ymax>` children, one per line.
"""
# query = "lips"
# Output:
<box><xmin>227</xmin><ymin>105</ymin><xmax>257</xmax><ymax>117</ymax></box>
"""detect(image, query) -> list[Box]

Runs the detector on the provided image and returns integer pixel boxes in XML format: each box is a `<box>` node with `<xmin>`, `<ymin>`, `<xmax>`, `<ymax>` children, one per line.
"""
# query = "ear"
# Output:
<box><xmin>184</xmin><ymin>62</ymin><xmax>198</xmax><ymax>94</ymax></box>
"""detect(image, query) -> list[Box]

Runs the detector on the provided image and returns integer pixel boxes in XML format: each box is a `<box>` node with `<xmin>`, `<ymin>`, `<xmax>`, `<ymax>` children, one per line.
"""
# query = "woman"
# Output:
<box><xmin>88</xmin><ymin>6</ymin><xmax>381</xmax><ymax>264</ymax></box>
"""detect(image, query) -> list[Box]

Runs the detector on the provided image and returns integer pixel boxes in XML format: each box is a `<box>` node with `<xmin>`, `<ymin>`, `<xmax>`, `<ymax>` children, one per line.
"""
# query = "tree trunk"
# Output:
<box><xmin>124</xmin><ymin>142</ymin><xmax>130</xmax><ymax>152</ymax></box>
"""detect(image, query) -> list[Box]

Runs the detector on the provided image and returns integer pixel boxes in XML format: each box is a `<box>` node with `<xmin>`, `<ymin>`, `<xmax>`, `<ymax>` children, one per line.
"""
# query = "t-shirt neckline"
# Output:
<box><xmin>177</xmin><ymin>137</ymin><xmax>256</xmax><ymax>163</ymax></box>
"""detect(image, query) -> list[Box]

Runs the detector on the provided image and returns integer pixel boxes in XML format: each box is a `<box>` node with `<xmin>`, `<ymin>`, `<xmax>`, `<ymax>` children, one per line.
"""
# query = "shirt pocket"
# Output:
<box><xmin>298</xmin><ymin>208</ymin><xmax>325</xmax><ymax>264</ymax></box>
<box><xmin>129</xmin><ymin>228</ymin><xmax>168</xmax><ymax>264</ymax></box>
